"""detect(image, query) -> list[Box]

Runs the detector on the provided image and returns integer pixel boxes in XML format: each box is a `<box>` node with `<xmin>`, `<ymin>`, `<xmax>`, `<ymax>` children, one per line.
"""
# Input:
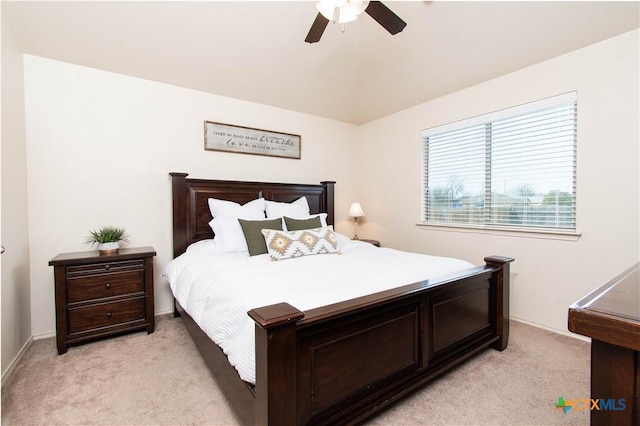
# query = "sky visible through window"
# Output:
<box><xmin>428</xmin><ymin>105</ymin><xmax>574</xmax><ymax>199</ymax></box>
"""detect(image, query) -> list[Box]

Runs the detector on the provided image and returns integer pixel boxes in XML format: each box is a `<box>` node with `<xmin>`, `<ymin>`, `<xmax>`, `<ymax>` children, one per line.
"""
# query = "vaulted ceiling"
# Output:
<box><xmin>4</xmin><ymin>1</ymin><xmax>639</xmax><ymax>124</ymax></box>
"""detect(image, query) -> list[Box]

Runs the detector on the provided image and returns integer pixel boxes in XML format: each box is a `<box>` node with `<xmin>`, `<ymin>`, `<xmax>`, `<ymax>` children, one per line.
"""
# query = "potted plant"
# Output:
<box><xmin>85</xmin><ymin>226</ymin><xmax>129</xmax><ymax>255</ymax></box>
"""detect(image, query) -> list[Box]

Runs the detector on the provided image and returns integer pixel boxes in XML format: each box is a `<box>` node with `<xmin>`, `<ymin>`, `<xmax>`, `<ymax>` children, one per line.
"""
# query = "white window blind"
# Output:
<box><xmin>422</xmin><ymin>92</ymin><xmax>577</xmax><ymax>232</ymax></box>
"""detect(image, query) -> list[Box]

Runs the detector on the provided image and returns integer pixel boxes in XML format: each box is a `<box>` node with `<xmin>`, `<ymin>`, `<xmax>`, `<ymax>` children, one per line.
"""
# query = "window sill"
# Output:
<box><xmin>416</xmin><ymin>222</ymin><xmax>582</xmax><ymax>241</ymax></box>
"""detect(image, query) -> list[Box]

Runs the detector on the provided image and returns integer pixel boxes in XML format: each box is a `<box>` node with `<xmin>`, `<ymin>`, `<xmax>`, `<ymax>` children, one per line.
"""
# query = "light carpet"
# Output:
<box><xmin>1</xmin><ymin>315</ymin><xmax>590</xmax><ymax>425</ymax></box>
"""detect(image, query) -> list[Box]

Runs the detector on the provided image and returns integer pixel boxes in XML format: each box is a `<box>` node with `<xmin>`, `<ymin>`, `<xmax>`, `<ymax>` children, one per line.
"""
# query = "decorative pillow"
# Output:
<box><xmin>283</xmin><ymin>216</ymin><xmax>322</xmax><ymax>231</ymax></box>
<box><xmin>261</xmin><ymin>227</ymin><xmax>340</xmax><ymax>261</ymax></box>
<box><xmin>238</xmin><ymin>218</ymin><xmax>283</xmax><ymax>256</ymax></box>
<box><xmin>265</xmin><ymin>197</ymin><xmax>310</xmax><ymax>219</ymax></box>
<box><xmin>207</xmin><ymin>198</ymin><xmax>266</xmax><ymax>253</ymax></box>
<box><xmin>304</xmin><ymin>213</ymin><xmax>327</xmax><ymax>227</ymax></box>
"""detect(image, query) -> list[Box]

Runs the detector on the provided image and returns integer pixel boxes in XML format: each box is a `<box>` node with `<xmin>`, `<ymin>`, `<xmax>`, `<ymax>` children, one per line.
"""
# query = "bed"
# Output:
<box><xmin>167</xmin><ymin>172</ymin><xmax>514</xmax><ymax>425</ymax></box>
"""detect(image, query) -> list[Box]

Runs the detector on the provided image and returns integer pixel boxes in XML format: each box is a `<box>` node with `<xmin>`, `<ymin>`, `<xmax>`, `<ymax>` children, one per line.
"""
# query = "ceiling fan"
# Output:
<box><xmin>305</xmin><ymin>0</ymin><xmax>407</xmax><ymax>43</ymax></box>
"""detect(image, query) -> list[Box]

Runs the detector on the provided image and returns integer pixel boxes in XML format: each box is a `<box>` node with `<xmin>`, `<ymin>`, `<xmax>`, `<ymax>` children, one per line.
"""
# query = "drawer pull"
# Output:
<box><xmin>104</xmin><ymin>264</ymin><xmax>110</xmax><ymax>270</ymax></box>
<box><xmin>105</xmin><ymin>283</ymin><xmax>111</xmax><ymax>290</ymax></box>
<box><xmin>106</xmin><ymin>312</ymin><xmax>113</xmax><ymax>319</ymax></box>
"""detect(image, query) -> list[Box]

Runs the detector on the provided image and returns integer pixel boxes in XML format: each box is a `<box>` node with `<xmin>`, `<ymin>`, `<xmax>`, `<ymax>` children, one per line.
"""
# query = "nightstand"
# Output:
<box><xmin>358</xmin><ymin>239</ymin><xmax>380</xmax><ymax>247</ymax></box>
<box><xmin>49</xmin><ymin>246</ymin><xmax>156</xmax><ymax>354</ymax></box>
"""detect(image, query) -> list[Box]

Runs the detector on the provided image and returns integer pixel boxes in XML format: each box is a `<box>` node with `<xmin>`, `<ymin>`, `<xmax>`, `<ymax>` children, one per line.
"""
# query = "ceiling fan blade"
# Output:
<box><xmin>365</xmin><ymin>1</ymin><xmax>407</xmax><ymax>35</ymax></box>
<box><xmin>305</xmin><ymin>12</ymin><xmax>330</xmax><ymax>43</ymax></box>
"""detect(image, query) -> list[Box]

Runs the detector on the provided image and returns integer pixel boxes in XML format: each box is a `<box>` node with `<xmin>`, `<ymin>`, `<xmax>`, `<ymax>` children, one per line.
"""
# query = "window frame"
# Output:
<box><xmin>419</xmin><ymin>92</ymin><xmax>580</xmax><ymax>239</ymax></box>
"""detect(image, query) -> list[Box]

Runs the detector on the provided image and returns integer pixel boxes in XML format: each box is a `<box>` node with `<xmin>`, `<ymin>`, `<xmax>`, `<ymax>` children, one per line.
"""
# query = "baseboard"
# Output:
<box><xmin>511</xmin><ymin>317</ymin><xmax>590</xmax><ymax>343</ymax></box>
<box><xmin>1</xmin><ymin>336</ymin><xmax>34</xmax><ymax>388</ymax></box>
<box><xmin>32</xmin><ymin>331</ymin><xmax>56</xmax><ymax>339</ymax></box>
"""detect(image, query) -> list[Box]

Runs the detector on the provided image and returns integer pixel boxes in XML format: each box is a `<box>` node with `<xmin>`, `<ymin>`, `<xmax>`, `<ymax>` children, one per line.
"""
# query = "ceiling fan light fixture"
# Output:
<box><xmin>316</xmin><ymin>0</ymin><xmax>369</xmax><ymax>24</ymax></box>
<box><xmin>336</xmin><ymin>9</ymin><xmax>358</xmax><ymax>24</ymax></box>
<box><xmin>316</xmin><ymin>0</ymin><xmax>340</xmax><ymax>20</ymax></box>
<box><xmin>344</xmin><ymin>0</ymin><xmax>370</xmax><ymax>16</ymax></box>
<box><xmin>306</xmin><ymin>0</ymin><xmax>404</xmax><ymax>44</ymax></box>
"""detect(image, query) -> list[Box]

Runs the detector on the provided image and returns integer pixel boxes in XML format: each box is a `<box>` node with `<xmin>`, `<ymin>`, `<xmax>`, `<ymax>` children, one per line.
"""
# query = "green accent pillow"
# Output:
<box><xmin>238</xmin><ymin>218</ymin><xmax>283</xmax><ymax>256</ymax></box>
<box><xmin>284</xmin><ymin>216</ymin><xmax>322</xmax><ymax>231</ymax></box>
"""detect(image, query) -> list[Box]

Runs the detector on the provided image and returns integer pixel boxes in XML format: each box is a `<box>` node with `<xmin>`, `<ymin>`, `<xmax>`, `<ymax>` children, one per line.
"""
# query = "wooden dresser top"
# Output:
<box><xmin>569</xmin><ymin>263</ymin><xmax>640</xmax><ymax>351</ymax></box>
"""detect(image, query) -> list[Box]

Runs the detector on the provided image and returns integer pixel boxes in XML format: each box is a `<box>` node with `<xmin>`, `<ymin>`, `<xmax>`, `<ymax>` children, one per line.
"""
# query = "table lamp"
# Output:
<box><xmin>348</xmin><ymin>202</ymin><xmax>365</xmax><ymax>239</ymax></box>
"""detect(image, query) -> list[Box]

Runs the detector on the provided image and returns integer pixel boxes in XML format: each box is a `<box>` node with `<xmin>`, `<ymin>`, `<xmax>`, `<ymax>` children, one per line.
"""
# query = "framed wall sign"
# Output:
<box><xmin>204</xmin><ymin>121</ymin><xmax>301</xmax><ymax>159</ymax></box>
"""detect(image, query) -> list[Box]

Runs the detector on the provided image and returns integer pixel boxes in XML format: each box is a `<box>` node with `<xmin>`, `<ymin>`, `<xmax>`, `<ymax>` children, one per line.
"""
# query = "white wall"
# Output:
<box><xmin>357</xmin><ymin>29</ymin><xmax>640</xmax><ymax>335</ymax></box>
<box><xmin>23</xmin><ymin>57</ymin><xmax>359</xmax><ymax>336</ymax></box>
<box><xmin>1</xmin><ymin>6</ymin><xmax>32</xmax><ymax>378</ymax></box>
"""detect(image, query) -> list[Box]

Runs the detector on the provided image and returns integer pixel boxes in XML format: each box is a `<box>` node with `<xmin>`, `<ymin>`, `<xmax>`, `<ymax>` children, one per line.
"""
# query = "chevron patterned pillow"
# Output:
<box><xmin>261</xmin><ymin>226</ymin><xmax>340</xmax><ymax>261</ymax></box>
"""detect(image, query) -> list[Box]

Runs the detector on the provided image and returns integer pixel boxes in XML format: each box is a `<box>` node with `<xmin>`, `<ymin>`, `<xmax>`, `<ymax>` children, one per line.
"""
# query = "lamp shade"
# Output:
<box><xmin>348</xmin><ymin>202</ymin><xmax>365</xmax><ymax>218</ymax></box>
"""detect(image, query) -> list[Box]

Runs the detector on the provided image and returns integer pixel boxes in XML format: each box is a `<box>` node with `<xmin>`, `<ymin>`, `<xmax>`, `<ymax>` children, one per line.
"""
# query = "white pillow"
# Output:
<box><xmin>208</xmin><ymin>197</ymin><xmax>265</xmax><ymax>218</ymax></box>
<box><xmin>265</xmin><ymin>197</ymin><xmax>310</xmax><ymax>219</ymax></box>
<box><xmin>207</xmin><ymin>198</ymin><xmax>266</xmax><ymax>253</ymax></box>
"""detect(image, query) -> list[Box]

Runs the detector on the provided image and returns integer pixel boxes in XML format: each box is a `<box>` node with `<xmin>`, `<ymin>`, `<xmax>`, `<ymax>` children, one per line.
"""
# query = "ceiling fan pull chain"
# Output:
<box><xmin>341</xmin><ymin>24</ymin><xmax>346</xmax><ymax>33</ymax></box>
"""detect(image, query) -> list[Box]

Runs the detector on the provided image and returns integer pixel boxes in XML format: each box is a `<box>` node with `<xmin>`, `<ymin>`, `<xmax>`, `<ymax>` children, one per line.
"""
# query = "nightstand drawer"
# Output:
<box><xmin>67</xmin><ymin>259</ymin><xmax>144</xmax><ymax>276</ymax></box>
<box><xmin>68</xmin><ymin>298</ymin><xmax>145</xmax><ymax>334</ymax></box>
<box><xmin>67</xmin><ymin>270</ymin><xmax>144</xmax><ymax>303</ymax></box>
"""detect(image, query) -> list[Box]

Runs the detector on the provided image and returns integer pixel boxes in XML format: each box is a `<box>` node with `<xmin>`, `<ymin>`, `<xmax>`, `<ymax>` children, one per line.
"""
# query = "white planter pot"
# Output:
<box><xmin>98</xmin><ymin>241</ymin><xmax>120</xmax><ymax>255</ymax></box>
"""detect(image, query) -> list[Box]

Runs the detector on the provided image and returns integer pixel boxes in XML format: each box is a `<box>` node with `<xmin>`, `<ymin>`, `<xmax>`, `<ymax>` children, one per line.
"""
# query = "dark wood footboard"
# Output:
<box><xmin>248</xmin><ymin>256</ymin><xmax>513</xmax><ymax>425</ymax></box>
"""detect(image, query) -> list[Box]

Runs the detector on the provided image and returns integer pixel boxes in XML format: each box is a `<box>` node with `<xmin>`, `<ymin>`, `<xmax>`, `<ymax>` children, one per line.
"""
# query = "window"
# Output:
<box><xmin>422</xmin><ymin>92</ymin><xmax>577</xmax><ymax>233</ymax></box>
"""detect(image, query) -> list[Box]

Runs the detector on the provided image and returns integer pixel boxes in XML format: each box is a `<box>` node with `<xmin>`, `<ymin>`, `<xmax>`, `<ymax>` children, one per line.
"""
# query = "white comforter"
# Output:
<box><xmin>162</xmin><ymin>234</ymin><xmax>473</xmax><ymax>384</ymax></box>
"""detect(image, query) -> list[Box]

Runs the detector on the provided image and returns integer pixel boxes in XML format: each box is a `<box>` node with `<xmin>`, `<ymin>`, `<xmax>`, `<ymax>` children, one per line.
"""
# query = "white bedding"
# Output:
<box><xmin>162</xmin><ymin>233</ymin><xmax>473</xmax><ymax>384</ymax></box>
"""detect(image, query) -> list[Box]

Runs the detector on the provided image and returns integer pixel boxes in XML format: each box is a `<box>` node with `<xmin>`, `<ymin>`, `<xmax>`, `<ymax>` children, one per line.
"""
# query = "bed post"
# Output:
<box><xmin>485</xmin><ymin>255</ymin><xmax>514</xmax><ymax>351</ymax></box>
<box><xmin>248</xmin><ymin>303</ymin><xmax>305</xmax><ymax>426</ymax></box>
<box><xmin>321</xmin><ymin>181</ymin><xmax>335</xmax><ymax>227</ymax></box>
<box><xmin>169</xmin><ymin>172</ymin><xmax>189</xmax><ymax>318</ymax></box>
<box><xmin>169</xmin><ymin>172</ymin><xmax>189</xmax><ymax>258</ymax></box>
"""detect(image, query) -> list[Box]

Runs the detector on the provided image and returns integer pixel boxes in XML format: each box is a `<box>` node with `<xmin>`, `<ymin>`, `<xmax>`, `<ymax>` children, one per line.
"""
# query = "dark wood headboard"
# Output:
<box><xmin>169</xmin><ymin>172</ymin><xmax>336</xmax><ymax>258</ymax></box>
